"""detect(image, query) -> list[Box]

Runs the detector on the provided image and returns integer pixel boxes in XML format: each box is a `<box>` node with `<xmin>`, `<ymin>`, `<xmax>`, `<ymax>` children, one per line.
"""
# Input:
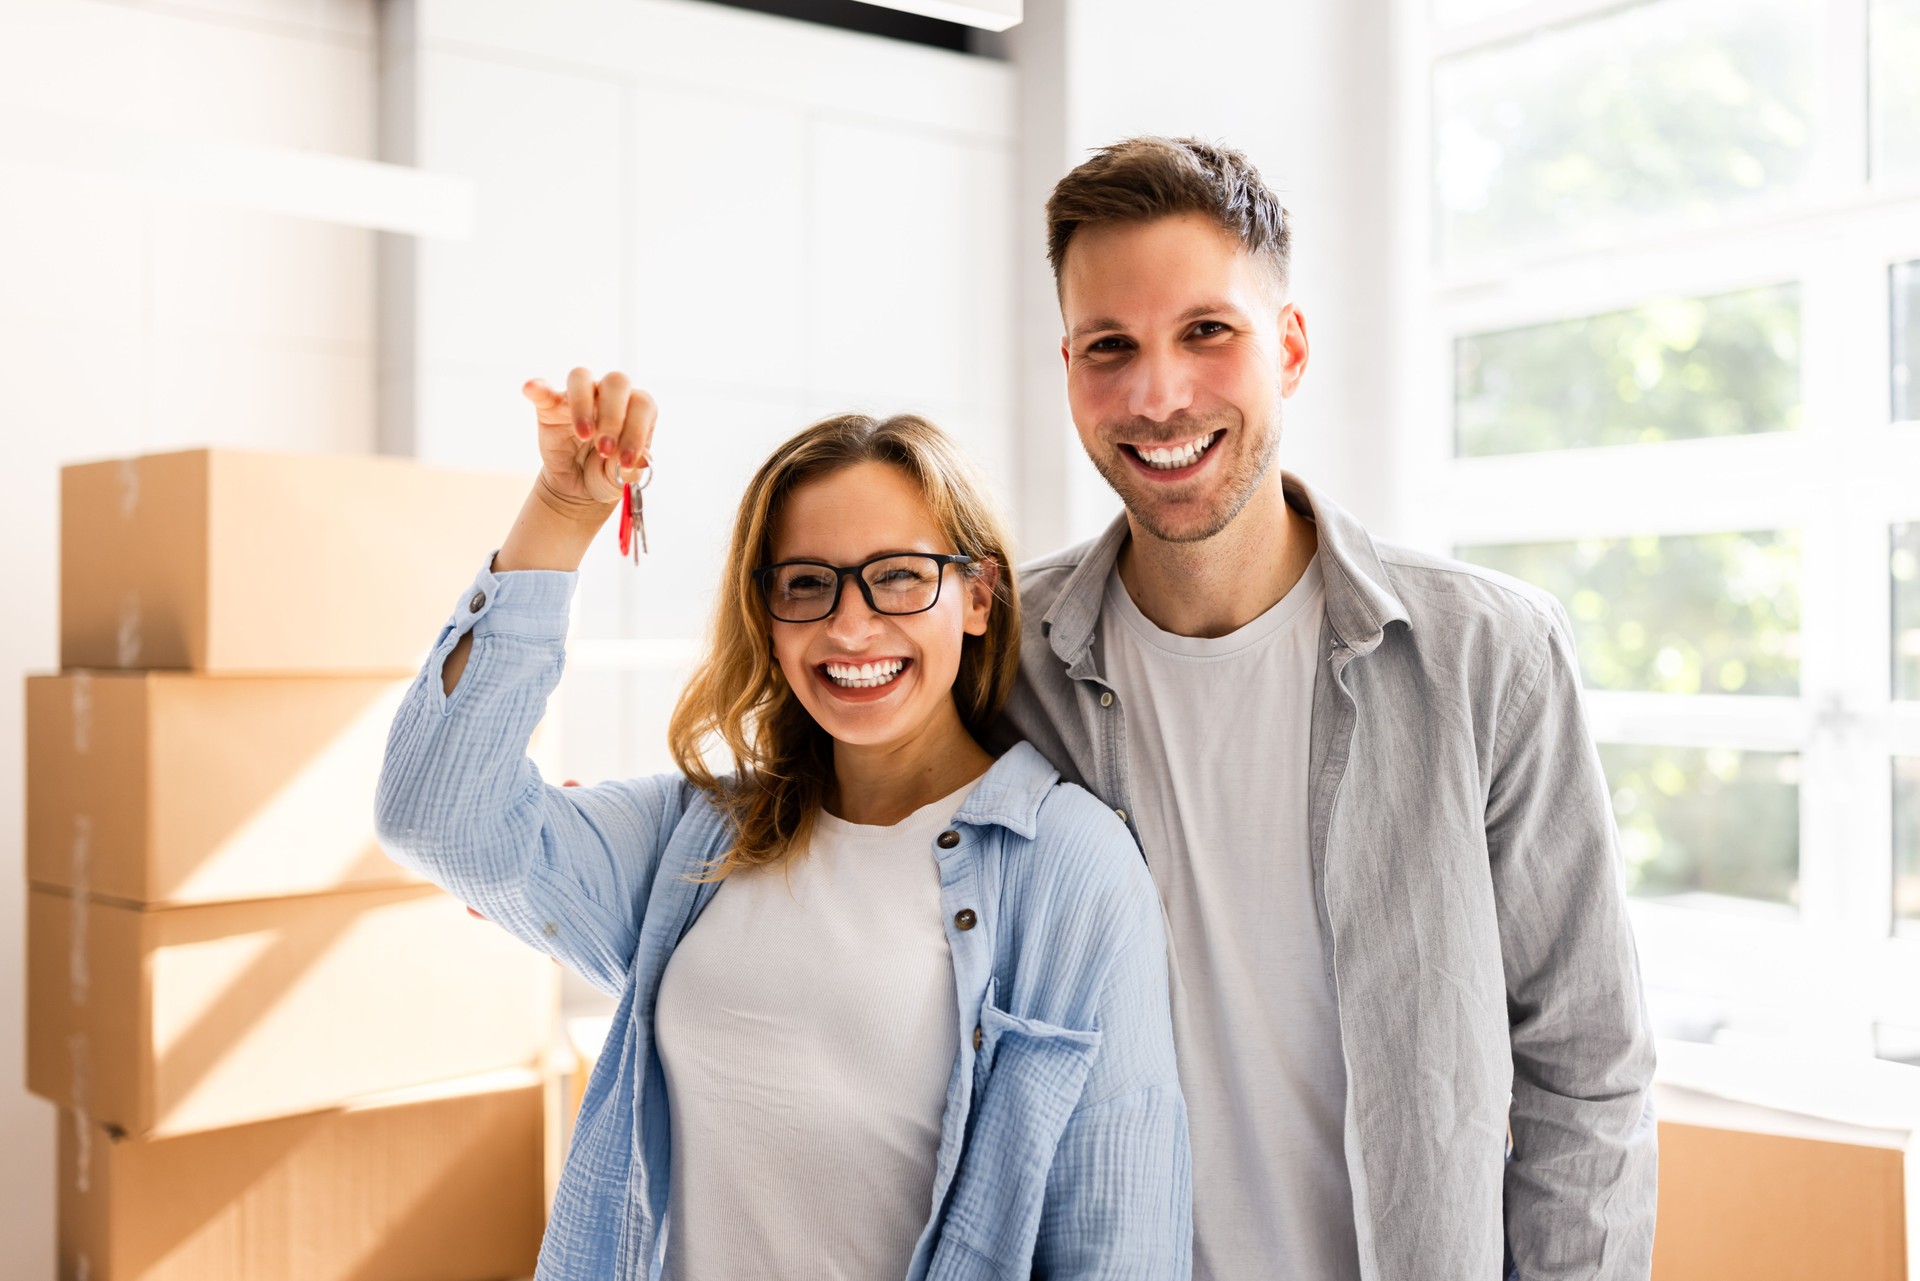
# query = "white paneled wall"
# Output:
<box><xmin>0</xmin><ymin>2</ymin><xmax>382</xmax><ymax>1272</ymax></box>
<box><xmin>381</xmin><ymin>0</ymin><xmax>1020</xmax><ymax>792</ymax></box>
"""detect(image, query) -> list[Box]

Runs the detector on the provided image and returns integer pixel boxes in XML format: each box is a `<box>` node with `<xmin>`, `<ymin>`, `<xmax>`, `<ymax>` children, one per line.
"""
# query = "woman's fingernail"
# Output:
<box><xmin>597</xmin><ymin>436</ymin><xmax>615</xmax><ymax>457</ymax></box>
<box><xmin>574</xmin><ymin>421</ymin><xmax>592</xmax><ymax>439</ymax></box>
<box><xmin>619</xmin><ymin>447</ymin><xmax>635</xmax><ymax>468</ymax></box>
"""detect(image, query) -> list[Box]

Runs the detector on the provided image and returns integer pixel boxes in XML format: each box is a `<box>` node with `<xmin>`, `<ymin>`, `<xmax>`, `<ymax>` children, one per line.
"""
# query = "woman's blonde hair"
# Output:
<box><xmin>666</xmin><ymin>413</ymin><xmax>1020</xmax><ymax>877</ymax></box>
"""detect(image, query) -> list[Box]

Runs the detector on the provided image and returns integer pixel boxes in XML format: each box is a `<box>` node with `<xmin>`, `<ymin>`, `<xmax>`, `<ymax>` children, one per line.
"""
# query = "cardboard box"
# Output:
<box><xmin>27</xmin><ymin>672</ymin><xmax>422</xmax><ymax>906</ymax></box>
<box><xmin>28</xmin><ymin>883</ymin><xmax>557</xmax><ymax>1138</ymax></box>
<box><xmin>59</xmin><ymin>1069</ymin><xmax>548</xmax><ymax>1281</ymax></box>
<box><xmin>1652</xmin><ymin>1080</ymin><xmax>1916</xmax><ymax>1281</ymax></box>
<box><xmin>61</xmin><ymin>448</ymin><xmax>528</xmax><ymax>673</ymax></box>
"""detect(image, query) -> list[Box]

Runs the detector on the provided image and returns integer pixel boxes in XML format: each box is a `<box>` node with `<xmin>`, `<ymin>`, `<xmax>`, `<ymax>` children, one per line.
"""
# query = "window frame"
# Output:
<box><xmin>1398</xmin><ymin>0</ymin><xmax>1920</xmax><ymax>1058</ymax></box>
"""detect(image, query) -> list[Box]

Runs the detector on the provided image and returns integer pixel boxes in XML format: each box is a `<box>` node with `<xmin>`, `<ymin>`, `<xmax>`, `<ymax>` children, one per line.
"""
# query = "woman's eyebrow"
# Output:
<box><xmin>772</xmin><ymin>545</ymin><xmax>937</xmax><ymax>563</ymax></box>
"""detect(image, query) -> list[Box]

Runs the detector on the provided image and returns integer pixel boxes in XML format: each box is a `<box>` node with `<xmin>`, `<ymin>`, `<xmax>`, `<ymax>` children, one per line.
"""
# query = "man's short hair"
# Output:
<box><xmin>1045</xmin><ymin>136</ymin><xmax>1291</xmax><ymax>295</ymax></box>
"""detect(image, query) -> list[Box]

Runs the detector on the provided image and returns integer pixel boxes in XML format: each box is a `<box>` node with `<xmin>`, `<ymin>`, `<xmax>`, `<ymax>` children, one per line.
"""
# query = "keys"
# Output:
<box><xmin>618</xmin><ymin>463</ymin><xmax>653</xmax><ymax>562</ymax></box>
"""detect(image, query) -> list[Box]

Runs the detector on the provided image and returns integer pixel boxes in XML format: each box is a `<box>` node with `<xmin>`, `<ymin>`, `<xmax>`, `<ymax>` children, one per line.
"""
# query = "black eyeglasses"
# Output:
<box><xmin>753</xmin><ymin>553</ymin><xmax>973</xmax><ymax>622</ymax></box>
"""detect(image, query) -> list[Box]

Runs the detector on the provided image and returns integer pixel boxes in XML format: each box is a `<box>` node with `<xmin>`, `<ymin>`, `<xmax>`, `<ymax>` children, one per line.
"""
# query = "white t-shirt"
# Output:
<box><xmin>653</xmin><ymin>781</ymin><xmax>973</xmax><ymax>1281</ymax></box>
<box><xmin>1101</xmin><ymin>555</ymin><xmax>1362</xmax><ymax>1281</ymax></box>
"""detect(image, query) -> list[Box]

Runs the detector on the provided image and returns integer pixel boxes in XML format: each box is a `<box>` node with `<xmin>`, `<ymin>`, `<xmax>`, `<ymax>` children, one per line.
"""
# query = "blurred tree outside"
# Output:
<box><xmin>1897</xmin><ymin>523</ymin><xmax>1920</xmax><ymax>699</ymax></box>
<box><xmin>1600</xmin><ymin>743</ymin><xmax>1800</xmax><ymax>903</ymax></box>
<box><xmin>1435</xmin><ymin>0</ymin><xmax>1821</xmax><ymax>264</ymax></box>
<box><xmin>1873</xmin><ymin>0</ymin><xmax>1920</xmax><ymax>187</ymax></box>
<box><xmin>1895</xmin><ymin>261</ymin><xmax>1920</xmax><ymax>424</ymax></box>
<box><xmin>1459</xmin><ymin>532</ymin><xmax>1802</xmax><ymax>695</ymax></box>
<box><xmin>1456</xmin><ymin>284</ymin><xmax>1801</xmax><ymax>456</ymax></box>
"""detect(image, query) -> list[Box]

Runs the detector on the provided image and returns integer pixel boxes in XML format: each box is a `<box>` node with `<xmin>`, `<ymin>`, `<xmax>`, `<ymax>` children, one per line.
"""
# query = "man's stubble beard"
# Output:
<box><xmin>1091</xmin><ymin>401</ymin><xmax>1284</xmax><ymax>546</ymax></box>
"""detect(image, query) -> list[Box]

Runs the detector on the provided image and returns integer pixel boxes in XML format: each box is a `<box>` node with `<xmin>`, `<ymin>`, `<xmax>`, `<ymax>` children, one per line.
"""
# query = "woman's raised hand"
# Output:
<box><xmin>522</xmin><ymin>367</ymin><xmax>657</xmax><ymax>512</ymax></box>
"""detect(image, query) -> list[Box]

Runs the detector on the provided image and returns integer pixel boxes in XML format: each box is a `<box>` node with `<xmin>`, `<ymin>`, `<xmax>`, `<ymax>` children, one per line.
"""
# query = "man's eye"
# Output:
<box><xmin>1086</xmin><ymin>337</ymin><xmax>1128</xmax><ymax>354</ymax></box>
<box><xmin>1191</xmin><ymin>321</ymin><xmax>1228</xmax><ymax>338</ymax></box>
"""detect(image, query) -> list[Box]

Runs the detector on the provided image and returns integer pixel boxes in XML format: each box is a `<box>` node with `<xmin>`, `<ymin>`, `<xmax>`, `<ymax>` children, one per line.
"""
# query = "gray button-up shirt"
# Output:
<box><xmin>993</xmin><ymin>474</ymin><xmax>1657</xmax><ymax>1281</ymax></box>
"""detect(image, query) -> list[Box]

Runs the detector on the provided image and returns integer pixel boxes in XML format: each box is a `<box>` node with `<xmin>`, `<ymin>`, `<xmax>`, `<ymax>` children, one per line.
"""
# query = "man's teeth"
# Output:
<box><xmin>824</xmin><ymin>659</ymin><xmax>906</xmax><ymax>689</ymax></box>
<box><xmin>1137</xmin><ymin>433</ymin><xmax>1217</xmax><ymax>470</ymax></box>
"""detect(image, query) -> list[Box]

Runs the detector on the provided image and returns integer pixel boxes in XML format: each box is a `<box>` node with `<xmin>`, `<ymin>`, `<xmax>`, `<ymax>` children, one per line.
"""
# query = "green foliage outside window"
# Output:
<box><xmin>1600</xmin><ymin>743</ymin><xmax>1800</xmax><ymax>905</ymax></box>
<box><xmin>1456</xmin><ymin>284</ymin><xmax>1801</xmax><ymax>457</ymax></box>
<box><xmin>1873</xmin><ymin>1</ymin><xmax>1920</xmax><ymax>187</ymax></box>
<box><xmin>1459</xmin><ymin>532</ymin><xmax>1802</xmax><ymax>696</ymax></box>
<box><xmin>1434</xmin><ymin>0</ymin><xmax>1820</xmax><ymax>263</ymax></box>
<box><xmin>1897</xmin><ymin>758</ymin><xmax>1920</xmax><ymax>932</ymax></box>
<box><xmin>1894</xmin><ymin>262</ymin><xmax>1920</xmax><ymax>425</ymax></box>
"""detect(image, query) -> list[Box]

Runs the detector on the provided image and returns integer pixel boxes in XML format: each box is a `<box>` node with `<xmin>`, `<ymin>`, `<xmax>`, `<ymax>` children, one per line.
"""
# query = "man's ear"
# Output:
<box><xmin>962</xmin><ymin>559</ymin><xmax>998</xmax><ymax>637</ymax></box>
<box><xmin>1279</xmin><ymin>303</ymin><xmax>1310</xmax><ymax>399</ymax></box>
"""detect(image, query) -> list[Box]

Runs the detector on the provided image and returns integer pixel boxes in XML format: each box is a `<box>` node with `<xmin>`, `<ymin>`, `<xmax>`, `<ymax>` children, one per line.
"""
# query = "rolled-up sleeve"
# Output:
<box><xmin>374</xmin><ymin>557</ymin><xmax>693</xmax><ymax>995</ymax></box>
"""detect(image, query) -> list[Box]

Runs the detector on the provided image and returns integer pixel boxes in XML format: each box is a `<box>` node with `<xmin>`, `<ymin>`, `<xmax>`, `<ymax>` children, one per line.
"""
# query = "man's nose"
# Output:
<box><xmin>1123</xmin><ymin>346</ymin><xmax>1194</xmax><ymax>423</ymax></box>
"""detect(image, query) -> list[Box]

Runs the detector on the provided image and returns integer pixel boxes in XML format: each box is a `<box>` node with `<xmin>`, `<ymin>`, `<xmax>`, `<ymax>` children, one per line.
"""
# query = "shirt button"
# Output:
<box><xmin>1115</xmin><ymin>808</ymin><xmax>1129</xmax><ymax>824</ymax></box>
<box><xmin>1099</xmin><ymin>691</ymin><xmax>1114</xmax><ymax>708</ymax></box>
<box><xmin>936</xmin><ymin>830</ymin><xmax>960</xmax><ymax>849</ymax></box>
<box><xmin>469</xmin><ymin>591</ymin><xmax>487</xmax><ymax>613</ymax></box>
<box><xmin>972</xmin><ymin>1025</ymin><xmax>984</xmax><ymax>1051</ymax></box>
<box><xmin>954</xmin><ymin>908</ymin><xmax>977</xmax><ymax>931</ymax></box>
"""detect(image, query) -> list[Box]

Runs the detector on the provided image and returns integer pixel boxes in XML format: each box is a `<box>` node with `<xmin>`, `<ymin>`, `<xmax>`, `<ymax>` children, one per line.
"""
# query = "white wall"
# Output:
<box><xmin>1008</xmin><ymin>0</ymin><xmax>1399</xmax><ymax>550</ymax></box>
<box><xmin>0</xmin><ymin>1</ymin><xmax>381</xmax><ymax>1272</ymax></box>
<box><xmin>378</xmin><ymin>0</ymin><xmax>1021</xmax><ymax>791</ymax></box>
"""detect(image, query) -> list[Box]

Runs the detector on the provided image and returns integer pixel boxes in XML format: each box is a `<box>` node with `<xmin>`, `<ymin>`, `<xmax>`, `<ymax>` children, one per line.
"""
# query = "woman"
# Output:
<box><xmin>375</xmin><ymin>369</ymin><xmax>1190</xmax><ymax>1280</ymax></box>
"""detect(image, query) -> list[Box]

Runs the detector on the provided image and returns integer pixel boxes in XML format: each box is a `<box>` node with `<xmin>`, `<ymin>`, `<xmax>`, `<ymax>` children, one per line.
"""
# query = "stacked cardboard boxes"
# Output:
<box><xmin>27</xmin><ymin>449</ymin><xmax>555</xmax><ymax>1281</ymax></box>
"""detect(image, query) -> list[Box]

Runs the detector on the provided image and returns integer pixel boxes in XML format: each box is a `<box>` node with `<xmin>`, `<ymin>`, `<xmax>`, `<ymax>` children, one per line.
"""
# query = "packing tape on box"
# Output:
<box><xmin>117</xmin><ymin>591</ymin><xmax>140</xmax><ymax>667</ymax></box>
<box><xmin>70</xmin><ymin>670</ymin><xmax>92</xmax><ymax>754</ymax></box>
<box><xmin>68</xmin><ymin>1032</ymin><xmax>91</xmax><ymax>1193</ymax></box>
<box><xmin>69</xmin><ymin>815</ymin><xmax>92</xmax><ymax>1007</ymax></box>
<box><xmin>118</xmin><ymin>456</ymin><xmax>139</xmax><ymax>520</ymax></box>
<box><xmin>69</xmin><ymin>813</ymin><xmax>95</xmax><ymax>1199</ymax></box>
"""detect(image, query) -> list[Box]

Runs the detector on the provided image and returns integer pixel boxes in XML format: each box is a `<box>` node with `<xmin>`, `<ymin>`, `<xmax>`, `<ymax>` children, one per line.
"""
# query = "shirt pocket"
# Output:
<box><xmin>932</xmin><ymin>999</ymin><xmax>1102</xmax><ymax>1277</ymax></box>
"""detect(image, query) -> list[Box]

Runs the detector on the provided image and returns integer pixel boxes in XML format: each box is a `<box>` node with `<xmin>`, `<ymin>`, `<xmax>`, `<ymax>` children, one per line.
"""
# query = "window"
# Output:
<box><xmin>1897</xmin><ymin>757</ymin><xmax>1920</xmax><ymax>933</ymax></box>
<box><xmin>1412</xmin><ymin>0</ymin><xmax>1920</xmax><ymax>1058</ymax></box>
<box><xmin>1454</xmin><ymin>285</ymin><xmax>1802</xmax><ymax>457</ymax></box>
<box><xmin>1460</xmin><ymin>532</ymin><xmax>1802</xmax><ymax>696</ymax></box>
<box><xmin>1872</xmin><ymin>0</ymin><xmax>1920</xmax><ymax>186</ymax></box>
<box><xmin>1433</xmin><ymin>0</ymin><xmax>1824</xmax><ymax>265</ymax></box>
<box><xmin>1602</xmin><ymin>744</ymin><xmax>1801</xmax><ymax>907</ymax></box>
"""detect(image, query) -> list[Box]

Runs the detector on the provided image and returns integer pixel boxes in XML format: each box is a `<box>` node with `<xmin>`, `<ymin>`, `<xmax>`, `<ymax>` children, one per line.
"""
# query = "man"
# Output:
<box><xmin>994</xmin><ymin>137</ymin><xmax>1657</xmax><ymax>1280</ymax></box>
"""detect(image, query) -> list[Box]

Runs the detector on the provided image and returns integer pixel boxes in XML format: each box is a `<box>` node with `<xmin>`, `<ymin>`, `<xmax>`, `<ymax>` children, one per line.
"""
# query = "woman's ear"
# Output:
<box><xmin>962</xmin><ymin>558</ymin><xmax>997</xmax><ymax>637</ymax></box>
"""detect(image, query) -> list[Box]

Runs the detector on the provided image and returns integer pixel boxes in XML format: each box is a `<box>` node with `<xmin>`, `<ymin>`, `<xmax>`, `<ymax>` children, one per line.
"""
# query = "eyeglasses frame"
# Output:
<box><xmin>752</xmin><ymin>552</ymin><xmax>975</xmax><ymax>623</ymax></box>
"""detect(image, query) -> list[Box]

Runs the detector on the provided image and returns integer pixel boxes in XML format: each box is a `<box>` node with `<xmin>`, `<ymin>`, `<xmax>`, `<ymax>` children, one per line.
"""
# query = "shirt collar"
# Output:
<box><xmin>950</xmin><ymin>741</ymin><xmax>1061</xmax><ymax>841</ymax></box>
<box><xmin>1040</xmin><ymin>472</ymin><xmax>1411</xmax><ymax>667</ymax></box>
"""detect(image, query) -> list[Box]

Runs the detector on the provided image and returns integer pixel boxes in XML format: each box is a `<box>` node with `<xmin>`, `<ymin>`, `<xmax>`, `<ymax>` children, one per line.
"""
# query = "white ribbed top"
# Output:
<box><xmin>654</xmin><ymin>781</ymin><xmax>973</xmax><ymax>1281</ymax></box>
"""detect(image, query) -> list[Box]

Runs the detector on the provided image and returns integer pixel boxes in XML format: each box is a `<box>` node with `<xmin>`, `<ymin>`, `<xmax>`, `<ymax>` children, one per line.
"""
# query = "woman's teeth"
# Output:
<box><xmin>824</xmin><ymin>659</ymin><xmax>906</xmax><ymax>689</ymax></box>
<box><xmin>1137</xmin><ymin>432</ymin><xmax>1218</xmax><ymax>470</ymax></box>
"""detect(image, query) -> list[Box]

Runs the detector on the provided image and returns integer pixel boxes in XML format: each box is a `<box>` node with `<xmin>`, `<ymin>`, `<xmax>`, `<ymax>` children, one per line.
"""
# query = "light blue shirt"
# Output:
<box><xmin>374</xmin><ymin>559</ymin><xmax>1192</xmax><ymax>1281</ymax></box>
